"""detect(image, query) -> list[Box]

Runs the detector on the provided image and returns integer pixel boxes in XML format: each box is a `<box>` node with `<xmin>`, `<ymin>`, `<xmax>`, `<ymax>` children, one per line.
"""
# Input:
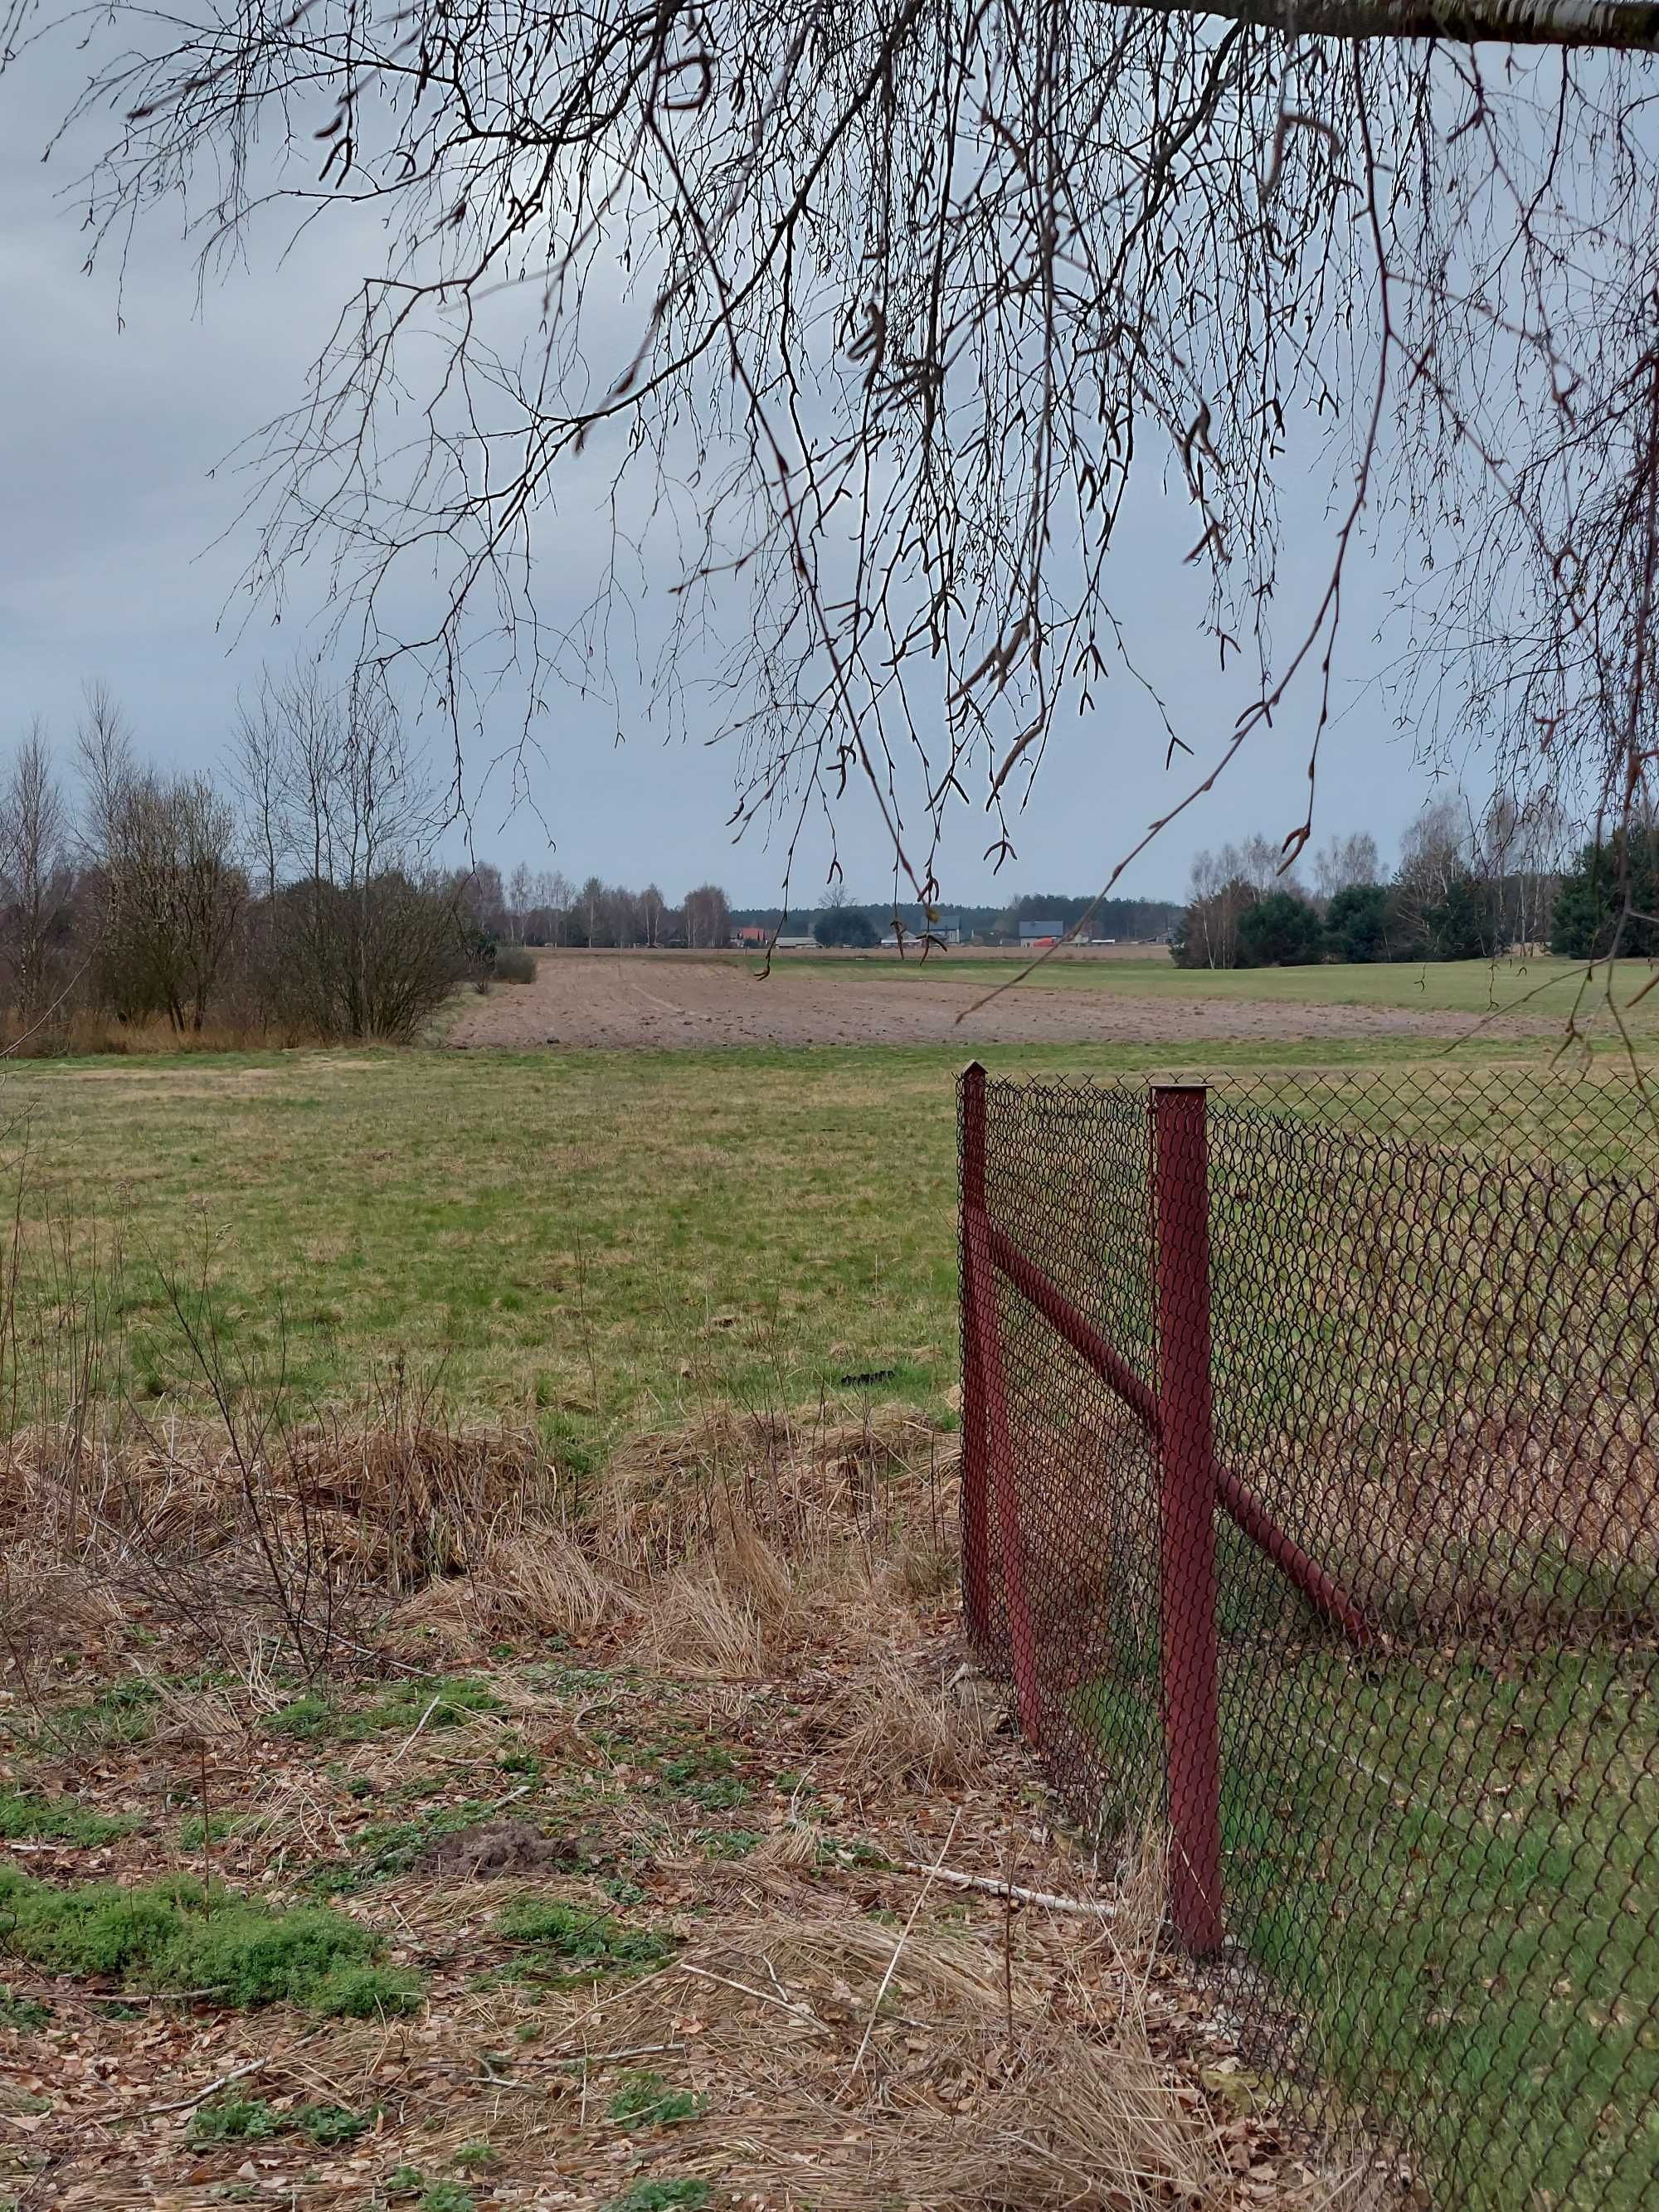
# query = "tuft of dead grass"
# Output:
<box><xmin>829</xmin><ymin>1653</ymin><xmax>995</xmax><ymax>1801</ymax></box>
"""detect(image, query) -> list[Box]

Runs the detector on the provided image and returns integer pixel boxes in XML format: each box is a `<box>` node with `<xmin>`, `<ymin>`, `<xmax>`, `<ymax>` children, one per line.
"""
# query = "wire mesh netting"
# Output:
<box><xmin>959</xmin><ymin>1061</ymin><xmax>1659</xmax><ymax>2209</ymax></box>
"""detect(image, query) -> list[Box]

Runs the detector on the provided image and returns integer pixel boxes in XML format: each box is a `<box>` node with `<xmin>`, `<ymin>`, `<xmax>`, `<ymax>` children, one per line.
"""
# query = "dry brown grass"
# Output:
<box><xmin>0</xmin><ymin>1398</ymin><xmax>1390</xmax><ymax>2212</ymax></box>
<box><xmin>829</xmin><ymin>1652</ymin><xmax>995</xmax><ymax>1801</ymax></box>
<box><xmin>0</xmin><ymin>1009</ymin><xmax>322</xmax><ymax>1057</ymax></box>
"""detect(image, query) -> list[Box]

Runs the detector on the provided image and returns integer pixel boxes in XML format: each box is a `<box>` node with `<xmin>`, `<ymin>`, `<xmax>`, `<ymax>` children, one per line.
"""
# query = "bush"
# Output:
<box><xmin>1325</xmin><ymin>882</ymin><xmax>1393</xmax><ymax>963</ymax></box>
<box><xmin>1235</xmin><ymin>892</ymin><xmax>1325</xmax><ymax>967</ymax></box>
<box><xmin>492</xmin><ymin>946</ymin><xmax>538</xmax><ymax>984</ymax></box>
<box><xmin>1424</xmin><ymin>869</ymin><xmax>1501</xmax><ymax>960</ymax></box>
<box><xmin>1552</xmin><ymin>828</ymin><xmax>1659</xmax><ymax>959</ymax></box>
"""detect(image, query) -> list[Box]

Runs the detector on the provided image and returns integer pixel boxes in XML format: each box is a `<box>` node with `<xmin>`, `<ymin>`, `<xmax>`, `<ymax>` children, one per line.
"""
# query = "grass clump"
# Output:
<box><xmin>0</xmin><ymin>1986</ymin><xmax>52</xmax><ymax>2030</ymax></box>
<box><xmin>607</xmin><ymin>2071</ymin><xmax>708</xmax><ymax>2132</ymax></box>
<box><xmin>51</xmin><ymin>1680</ymin><xmax>158</xmax><ymax>1750</ymax></box>
<box><xmin>645</xmin><ymin>1746</ymin><xmax>752</xmax><ymax>1812</ymax></box>
<box><xmin>0</xmin><ymin>1864</ymin><xmax>423</xmax><ymax>2015</ymax></box>
<box><xmin>189</xmin><ymin>2098</ymin><xmax>284</xmax><ymax>2144</ymax></box>
<box><xmin>189</xmin><ymin>2098</ymin><xmax>371</xmax><ymax>2149</ymax></box>
<box><xmin>601</xmin><ymin>2181</ymin><xmax>710</xmax><ymax>2212</ymax></box>
<box><xmin>495</xmin><ymin>1898</ymin><xmax>672</xmax><ymax>1973</ymax></box>
<box><xmin>0</xmin><ymin>1791</ymin><xmax>136</xmax><ymax>1847</ymax></box>
<box><xmin>268</xmin><ymin>1693</ymin><xmax>338</xmax><ymax>1740</ymax></box>
<box><xmin>269</xmin><ymin>1678</ymin><xmax>502</xmax><ymax>1748</ymax></box>
<box><xmin>178</xmin><ymin>1811</ymin><xmax>251</xmax><ymax>1849</ymax></box>
<box><xmin>416</xmin><ymin>2188</ymin><xmax>474</xmax><ymax>2212</ymax></box>
<box><xmin>363</xmin><ymin>1677</ymin><xmax>504</xmax><ymax>1734</ymax></box>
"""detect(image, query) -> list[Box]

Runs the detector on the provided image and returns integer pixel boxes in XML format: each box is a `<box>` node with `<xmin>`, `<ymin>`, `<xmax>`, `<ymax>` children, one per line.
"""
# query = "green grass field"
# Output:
<box><xmin>0</xmin><ymin>1023</ymin><xmax>1594</xmax><ymax>1451</ymax></box>
<box><xmin>833</xmin><ymin>947</ymin><xmax>1659</xmax><ymax>1028</ymax></box>
<box><xmin>1080</xmin><ymin>1640</ymin><xmax>1659</xmax><ymax>2210</ymax></box>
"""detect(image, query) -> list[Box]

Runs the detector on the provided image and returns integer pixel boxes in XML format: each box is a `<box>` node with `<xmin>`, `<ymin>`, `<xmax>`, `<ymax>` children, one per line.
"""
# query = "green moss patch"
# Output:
<box><xmin>0</xmin><ymin>1864</ymin><xmax>423</xmax><ymax>2015</ymax></box>
<box><xmin>0</xmin><ymin>1791</ymin><xmax>138</xmax><ymax>1847</ymax></box>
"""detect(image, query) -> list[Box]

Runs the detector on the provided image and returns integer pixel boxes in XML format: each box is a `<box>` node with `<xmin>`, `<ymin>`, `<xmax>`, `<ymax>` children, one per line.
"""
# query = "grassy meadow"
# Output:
<box><xmin>826</xmin><ymin>946</ymin><xmax>1659</xmax><ymax>1027</ymax></box>
<box><xmin>3</xmin><ymin>1005</ymin><xmax>1647</xmax><ymax>1456</ymax></box>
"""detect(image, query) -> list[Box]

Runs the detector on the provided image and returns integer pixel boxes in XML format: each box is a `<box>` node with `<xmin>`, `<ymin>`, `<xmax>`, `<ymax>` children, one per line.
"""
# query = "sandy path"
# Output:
<box><xmin>450</xmin><ymin>951</ymin><xmax>1550</xmax><ymax>1051</ymax></box>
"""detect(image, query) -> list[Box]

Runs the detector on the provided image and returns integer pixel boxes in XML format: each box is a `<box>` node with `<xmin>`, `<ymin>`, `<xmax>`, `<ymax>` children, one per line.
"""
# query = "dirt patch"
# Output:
<box><xmin>421</xmin><ymin>1819</ymin><xmax>578</xmax><ymax>1878</ymax></box>
<box><xmin>449</xmin><ymin>950</ymin><xmax>1554</xmax><ymax>1051</ymax></box>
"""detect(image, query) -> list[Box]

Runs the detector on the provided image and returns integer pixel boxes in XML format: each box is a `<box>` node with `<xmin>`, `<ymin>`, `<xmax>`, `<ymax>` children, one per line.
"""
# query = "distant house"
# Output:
<box><xmin>877</xmin><ymin>914</ymin><xmax>962</xmax><ymax>949</ymax></box>
<box><xmin>734</xmin><ymin>924</ymin><xmax>771</xmax><ymax>949</ymax></box>
<box><xmin>1019</xmin><ymin>917</ymin><xmax>1066</xmax><ymax>945</ymax></box>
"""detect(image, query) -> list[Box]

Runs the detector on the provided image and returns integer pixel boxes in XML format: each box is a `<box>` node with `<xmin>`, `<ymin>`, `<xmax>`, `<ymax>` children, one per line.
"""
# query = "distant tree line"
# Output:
<box><xmin>475</xmin><ymin>869</ymin><xmax>730</xmax><ymax>950</ymax></box>
<box><xmin>1171</xmin><ymin>801</ymin><xmax>1569</xmax><ymax>970</ymax></box>
<box><xmin>0</xmin><ymin>674</ymin><xmax>490</xmax><ymax>1047</ymax></box>
<box><xmin>732</xmin><ymin>892</ymin><xmax>1183</xmax><ymax>943</ymax></box>
<box><xmin>0</xmin><ymin>674</ymin><xmax>742</xmax><ymax>1050</ymax></box>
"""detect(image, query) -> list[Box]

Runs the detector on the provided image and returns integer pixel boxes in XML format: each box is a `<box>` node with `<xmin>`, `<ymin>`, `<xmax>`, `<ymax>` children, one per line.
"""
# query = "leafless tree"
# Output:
<box><xmin>537</xmin><ymin>869</ymin><xmax>577</xmax><ymax>946</ymax></box>
<box><xmin>0</xmin><ymin>722</ymin><xmax>75</xmax><ymax>1025</ymax></box>
<box><xmin>84</xmin><ymin>763</ymin><xmax>247</xmax><ymax>1033</ymax></box>
<box><xmin>506</xmin><ymin>863</ymin><xmax>534</xmax><ymax>942</ymax></box>
<box><xmin>77</xmin><ymin>689</ymin><xmax>248</xmax><ymax>1030</ymax></box>
<box><xmin>232</xmin><ymin>663</ymin><xmax>468</xmax><ymax>1037</ymax></box>
<box><xmin>16</xmin><ymin>4</ymin><xmax>1659</xmax><ymax>902</ymax></box>
<box><xmin>1311</xmin><ymin>833</ymin><xmax>1382</xmax><ymax>905</ymax></box>
<box><xmin>1391</xmin><ymin>790</ymin><xmax>1473</xmax><ymax>948</ymax></box>
<box><xmin>1475</xmin><ymin>788</ymin><xmax>1569</xmax><ymax>946</ymax></box>
<box><xmin>683</xmin><ymin>885</ymin><xmax>733</xmax><ymax>950</ymax></box>
<box><xmin>640</xmin><ymin>883</ymin><xmax>669</xmax><ymax>948</ymax></box>
<box><xmin>1182</xmin><ymin>848</ymin><xmax>1255</xmax><ymax>968</ymax></box>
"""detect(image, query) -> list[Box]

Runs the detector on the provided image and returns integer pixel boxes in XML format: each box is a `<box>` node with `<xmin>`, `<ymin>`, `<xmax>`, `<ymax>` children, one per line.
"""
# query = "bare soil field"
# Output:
<box><xmin>450</xmin><ymin>950</ymin><xmax>1555</xmax><ymax>1051</ymax></box>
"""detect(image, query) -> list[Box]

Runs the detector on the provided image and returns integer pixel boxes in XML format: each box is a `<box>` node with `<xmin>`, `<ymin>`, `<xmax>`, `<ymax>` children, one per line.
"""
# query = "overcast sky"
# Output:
<box><xmin>0</xmin><ymin>45</ymin><xmax>1457</xmax><ymax>912</ymax></box>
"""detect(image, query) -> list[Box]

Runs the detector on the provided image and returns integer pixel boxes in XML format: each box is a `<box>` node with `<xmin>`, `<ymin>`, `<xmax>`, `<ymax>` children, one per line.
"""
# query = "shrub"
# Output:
<box><xmin>1552</xmin><ymin>826</ymin><xmax>1659</xmax><ymax>959</ymax></box>
<box><xmin>812</xmin><ymin>907</ymin><xmax>880</xmax><ymax>948</ymax></box>
<box><xmin>492</xmin><ymin>946</ymin><xmax>537</xmax><ymax>984</ymax></box>
<box><xmin>1235</xmin><ymin>891</ymin><xmax>1326</xmax><ymax>966</ymax></box>
<box><xmin>1324</xmin><ymin>882</ymin><xmax>1393</xmax><ymax>963</ymax></box>
<box><xmin>1423</xmin><ymin>868</ymin><xmax>1501</xmax><ymax>960</ymax></box>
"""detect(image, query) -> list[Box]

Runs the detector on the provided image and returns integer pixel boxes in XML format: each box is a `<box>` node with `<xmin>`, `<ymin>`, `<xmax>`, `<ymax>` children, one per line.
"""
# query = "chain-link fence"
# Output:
<box><xmin>959</xmin><ymin>1060</ymin><xmax>1659</xmax><ymax>2209</ymax></box>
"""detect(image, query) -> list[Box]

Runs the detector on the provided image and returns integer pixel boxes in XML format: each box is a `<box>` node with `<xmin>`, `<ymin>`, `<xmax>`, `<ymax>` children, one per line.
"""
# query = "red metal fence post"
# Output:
<box><xmin>960</xmin><ymin>1063</ymin><xmax>1043</xmax><ymax>1743</ymax></box>
<box><xmin>1152</xmin><ymin>1083</ymin><xmax>1226</xmax><ymax>1957</ymax></box>
<box><xmin>959</xmin><ymin>1063</ymin><xmax>995</xmax><ymax>1651</ymax></box>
